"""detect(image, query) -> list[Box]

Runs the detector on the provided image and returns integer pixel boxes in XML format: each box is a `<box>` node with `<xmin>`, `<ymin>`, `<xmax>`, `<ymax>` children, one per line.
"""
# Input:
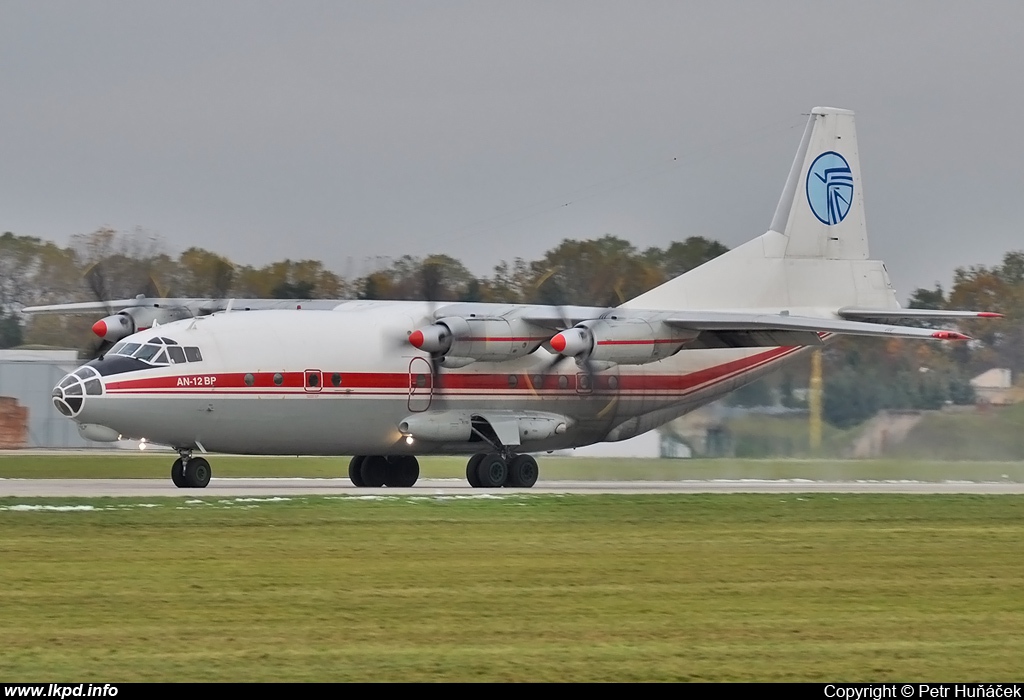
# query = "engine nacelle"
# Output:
<box><xmin>92</xmin><ymin>306</ymin><xmax>194</xmax><ymax>342</ymax></box>
<box><xmin>409</xmin><ymin>316</ymin><xmax>550</xmax><ymax>364</ymax></box>
<box><xmin>550</xmin><ymin>319</ymin><xmax>697</xmax><ymax>366</ymax></box>
<box><xmin>92</xmin><ymin>314</ymin><xmax>135</xmax><ymax>342</ymax></box>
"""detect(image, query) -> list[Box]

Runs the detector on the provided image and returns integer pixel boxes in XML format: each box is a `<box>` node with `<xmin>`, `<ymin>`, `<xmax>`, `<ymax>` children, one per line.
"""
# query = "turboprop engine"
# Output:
<box><xmin>91</xmin><ymin>306</ymin><xmax>193</xmax><ymax>343</ymax></box>
<box><xmin>408</xmin><ymin>317</ymin><xmax>551</xmax><ymax>367</ymax></box>
<box><xmin>550</xmin><ymin>319</ymin><xmax>698</xmax><ymax>366</ymax></box>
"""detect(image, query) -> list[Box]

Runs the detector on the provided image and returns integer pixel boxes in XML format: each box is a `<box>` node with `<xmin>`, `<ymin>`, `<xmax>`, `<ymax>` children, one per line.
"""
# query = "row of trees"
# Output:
<box><xmin>2</xmin><ymin>227</ymin><xmax>1022</xmax><ymax>428</ymax></box>
<box><xmin>0</xmin><ymin>228</ymin><xmax>726</xmax><ymax>349</ymax></box>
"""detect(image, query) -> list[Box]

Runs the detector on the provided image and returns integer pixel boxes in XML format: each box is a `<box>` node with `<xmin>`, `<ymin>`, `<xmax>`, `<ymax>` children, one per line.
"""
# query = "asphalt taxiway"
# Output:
<box><xmin>2</xmin><ymin>478</ymin><xmax>1024</xmax><ymax>497</ymax></box>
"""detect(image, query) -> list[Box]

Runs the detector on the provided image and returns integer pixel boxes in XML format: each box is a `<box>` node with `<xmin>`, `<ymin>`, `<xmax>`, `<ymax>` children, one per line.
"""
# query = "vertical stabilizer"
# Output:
<box><xmin>770</xmin><ymin>107</ymin><xmax>869</xmax><ymax>260</ymax></box>
<box><xmin>624</xmin><ymin>107</ymin><xmax>899</xmax><ymax>313</ymax></box>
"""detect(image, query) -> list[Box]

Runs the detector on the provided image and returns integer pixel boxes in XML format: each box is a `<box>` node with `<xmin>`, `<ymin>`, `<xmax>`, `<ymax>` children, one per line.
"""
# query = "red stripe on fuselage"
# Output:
<box><xmin>103</xmin><ymin>345</ymin><xmax>800</xmax><ymax>396</ymax></box>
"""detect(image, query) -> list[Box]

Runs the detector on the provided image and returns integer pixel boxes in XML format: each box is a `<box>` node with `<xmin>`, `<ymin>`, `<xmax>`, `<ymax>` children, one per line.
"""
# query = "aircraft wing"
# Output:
<box><xmin>20</xmin><ymin>299</ymin><xmax>156</xmax><ymax>315</ymax></box>
<box><xmin>436</xmin><ymin>303</ymin><xmax>612</xmax><ymax>329</ymax></box>
<box><xmin>21</xmin><ymin>298</ymin><xmax>344</xmax><ymax>315</ymax></box>
<box><xmin>663</xmin><ymin>310</ymin><xmax>972</xmax><ymax>348</ymax></box>
<box><xmin>838</xmin><ymin>307</ymin><xmax>1002</xmax><ymax>321</ymax></box>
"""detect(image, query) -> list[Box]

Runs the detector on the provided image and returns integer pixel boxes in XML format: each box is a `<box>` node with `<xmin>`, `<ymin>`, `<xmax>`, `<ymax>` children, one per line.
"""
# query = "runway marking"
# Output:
<box><xmin>3</xmin><ymin>478</ymin><xmax>1024</xmax><ymax>497</ymax></box>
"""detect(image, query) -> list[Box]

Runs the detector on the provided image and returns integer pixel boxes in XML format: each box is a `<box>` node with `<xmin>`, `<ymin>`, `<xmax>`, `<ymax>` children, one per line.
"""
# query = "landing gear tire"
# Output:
<box><xmin>348</xmin><ymin>456</ymin><xmax>366</xmax><ymax>487</ymax></box>
<box><xmin>476</xmin><ymin>452</ymin><xmax>508</xmax><ymax>488</ymax></box>
<box><xmin>360</xmin><ymin>455</ymin><xmax>387</xmax><ymax>487</ymax></box>
<box><xmin>506</xmin><ymin>454</ymin><xmax>539</xmax><ymax>488</ymax></box>
<box><xmin>184</xmin><ymin>457</ymin><xmax>211</xmax><ymax>488</ymax></box>
<box><xmin>466</xmin><ymin>453</ymin><xmax>485</xmax><ymax>488</ymax></box>
<box><xmin>385</xmin><ymin>455</ymin><xmax>419</xmax><ymax>487</ymax></box>
<box><xmin>171</xmin><ymin>458</ymin><xmax>186</xmax><ymax>488</ymax></box>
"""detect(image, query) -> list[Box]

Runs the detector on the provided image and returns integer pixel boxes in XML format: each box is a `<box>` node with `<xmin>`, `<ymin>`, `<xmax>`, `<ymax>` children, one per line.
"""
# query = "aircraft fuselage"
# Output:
<box><xmin>54</xmin><ymin>301</ymin><xmax>806</xmax><ymax>456</ymax></box>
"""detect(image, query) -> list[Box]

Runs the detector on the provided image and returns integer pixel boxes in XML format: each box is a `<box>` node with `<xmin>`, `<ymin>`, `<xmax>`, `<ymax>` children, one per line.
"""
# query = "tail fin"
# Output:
<box><xmin>625</xmin><ymin>107</ymin><xmax>899</xmax><ymax>313</ymax></box>
<box><xmin>770</xmin><ymin>106</ymin><xmax>868</xmax><ymax>259</ymax></box>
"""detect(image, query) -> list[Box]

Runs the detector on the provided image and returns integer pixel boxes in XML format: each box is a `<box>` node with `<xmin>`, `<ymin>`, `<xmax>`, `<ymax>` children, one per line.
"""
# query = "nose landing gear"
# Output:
<box><xmin>171</xmin><ymin>450</ymin><xmax>212</xmax><ymax>489</ymax></box>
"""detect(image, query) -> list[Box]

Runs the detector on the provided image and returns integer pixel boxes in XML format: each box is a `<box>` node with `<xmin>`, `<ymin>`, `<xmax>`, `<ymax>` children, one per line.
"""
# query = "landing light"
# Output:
<box><xmin>139</xmin><ymin>438</ymin><xmax>147</xmax><ymax>451</ymax></box>
<box><xmin>405</xmin><ymin>435</ymin><xmax>414</xmax><ymax>445</ymax></box>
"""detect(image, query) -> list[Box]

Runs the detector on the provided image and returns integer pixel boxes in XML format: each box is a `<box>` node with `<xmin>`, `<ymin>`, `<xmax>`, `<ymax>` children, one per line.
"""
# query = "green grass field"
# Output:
<box><xmin>2</xmin><ymin>452</ymin><xmax>1024</xmax><ymax>481</ymax></box>
<box><xmin>1</xmin><ymin>494</ymin><xmax>1023</xmax><ymax>681</ymax></box>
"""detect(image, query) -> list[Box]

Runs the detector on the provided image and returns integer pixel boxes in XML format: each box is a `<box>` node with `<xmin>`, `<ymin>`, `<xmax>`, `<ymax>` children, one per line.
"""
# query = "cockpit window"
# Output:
<box><xmin>134</xmin><ymin>344</ymin><xmax>160</xmax><ymax>362</ymax></box>
<box><xmin>104</xmin><ymin>339</ymin><xmax>203</xmax><ymax>366</ymax></box>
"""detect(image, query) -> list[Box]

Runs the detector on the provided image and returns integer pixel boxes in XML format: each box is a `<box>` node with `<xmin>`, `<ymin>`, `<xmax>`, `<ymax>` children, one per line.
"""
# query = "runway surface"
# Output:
<box><xmin>2</xmin><ymin>478</ymin><xmax>1024</xmax><ymax>497</ymax></box>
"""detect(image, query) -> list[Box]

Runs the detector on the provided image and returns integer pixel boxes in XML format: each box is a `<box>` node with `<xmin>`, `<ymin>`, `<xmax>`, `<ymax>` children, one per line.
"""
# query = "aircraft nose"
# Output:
<box><xmin>52</xmin><ymin>366</ymin><xmax>104</xmax><ymax>418</ymax></box>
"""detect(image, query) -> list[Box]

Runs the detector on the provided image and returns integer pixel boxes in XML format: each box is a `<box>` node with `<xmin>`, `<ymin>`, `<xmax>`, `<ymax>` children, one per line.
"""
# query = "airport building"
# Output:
<box><xmin>0</xmin><ymin>348</ymin><xmax>95</xmax><ymax>448</ymax></box>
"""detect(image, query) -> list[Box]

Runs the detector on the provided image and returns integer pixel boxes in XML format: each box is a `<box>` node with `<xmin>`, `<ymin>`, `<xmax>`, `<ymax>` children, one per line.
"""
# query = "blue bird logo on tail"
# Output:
<box><xmin>806</xmin><ymin>151</ymin><xmax>853</xmax><ymax>225</ymax></box>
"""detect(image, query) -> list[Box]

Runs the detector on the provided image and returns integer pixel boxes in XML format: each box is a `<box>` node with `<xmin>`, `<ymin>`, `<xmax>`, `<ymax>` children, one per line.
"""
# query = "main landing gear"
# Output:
<box><xmin>171</xmin><ymin>450</ymin><xmax>211</xmax><ymax>489</ymax></box>
<box><xmin>348</xmin><ymin>455</ymin><xmax>420</xmax><ymax>488</ymax></box>
<box><xmin>345</xmin><ymin>452</ymin><xmax>538</xmax><ymax>488</ymax></box>
<box><xmin>465</xmin><ymin>452</ymin><xmax>538</xmax><ymax>488</ymax></box>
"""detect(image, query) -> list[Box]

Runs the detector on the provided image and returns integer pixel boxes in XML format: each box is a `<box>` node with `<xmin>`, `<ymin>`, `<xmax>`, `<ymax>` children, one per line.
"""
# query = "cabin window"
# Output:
<box><xmin>273</xmin><ymin>373</ymin><xmax>283</xmax><ymax>386</ymax></box>
<box><xmin>109</xmin><ymin>342</ymin><xmax>126</xmax><ymax>355</ymax></box>
<box><xmin>331</xmin><ymin>373</ymin><xmax>342</xmax><ymax>387</ymax></box>
<box><xmin>119</xmin><ymin>343</ymin><xmax>141</xmax><ymax>357</ymax></box>
<box><xmin>84</xmin><ymin>380</ymin><xmax>103</xmax><ymax>396</ymax></box>
<box><xmin>184</xmin><ymin>347</ymin><xmax>203</xmax><ymax>362</ymax></box>
<box><xmin>167</xmin><ymin>346</ymin><xmax>186</xmax><ymax>364</ymax></box>
<box><xmin>558</xmin><ymin>375</ymin><xmax>569</xmax><ymax>389</ymax></box>
<box><xmin>307</xmin><ymin>373</ymin><xmax>319</xmax><ymax>388</ymax></box>
<box><xmin>244</xmin><ymin>373</ymin><xmax>255</xmax><ymax>387</ymax></box>
<box><xmin>152</xmin><ymin>350</ymin><xmax>168</xmax><ymax>365</ymax></box>
<box><xmin>508</xmin><ymin>374</ymin><xmax>518</xmax><ymax>388</ymax></box>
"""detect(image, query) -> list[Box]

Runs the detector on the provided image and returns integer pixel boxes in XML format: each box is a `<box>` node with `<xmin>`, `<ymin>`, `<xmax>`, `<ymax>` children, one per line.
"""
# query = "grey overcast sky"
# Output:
<box><xmin>1</xmin><ymin>1</ymin><xmax>1022</xmax><ymax>300</ymax></box>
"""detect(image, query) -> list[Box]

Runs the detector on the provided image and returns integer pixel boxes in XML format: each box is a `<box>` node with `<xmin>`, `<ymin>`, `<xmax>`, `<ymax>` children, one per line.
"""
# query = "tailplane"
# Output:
<box><xmin>625</xmin><ymin>107</ymin><xmax>900</xmax><ymax>313</ymax></box>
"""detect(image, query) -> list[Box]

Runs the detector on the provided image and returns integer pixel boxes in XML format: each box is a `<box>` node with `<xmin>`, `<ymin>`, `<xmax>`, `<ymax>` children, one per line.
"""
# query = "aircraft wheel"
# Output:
<box><xmin>184</xmin><ymin>457</ymin><xmax>212</xmax><ymax>489</ymax></box>
<box><xmin>506</xmin><ymin>454</ymin><xmax>539</xmax><ymax>488</ymax></box>
<box><xmin>171</xmin><ymin>458</ymin><xmax>186</xmax><ymax>488</ymax></box>
<box><xmin>348</xmin><ymin>456</ymin><xmax>366</xmax><ymax>487</ymax></box>
<box><xmin>360</xmin><ymin>455</ymin><xmax>387</xmax><ymax>487</ymax></box>
<box><xmin>476</xmin><ymin>453</ymin><xmax>507</xmax><ymax>488</ymax></box>
<box><xmin>385</xmin><ymin>455</ymin><xmax>419</xmax><ymax>487</ymax></box>
<box><xmin>466</xmin><ymin>453</ymin><xmax>485</xmax><ymax>488</ymax></box>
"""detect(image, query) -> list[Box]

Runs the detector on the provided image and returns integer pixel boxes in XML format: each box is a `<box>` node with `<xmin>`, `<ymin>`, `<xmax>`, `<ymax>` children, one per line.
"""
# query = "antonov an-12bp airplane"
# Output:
<box><xmin>33</xmin><ymin>107</ymin><xmax>998</xmax><ymax>489</ymax></box>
